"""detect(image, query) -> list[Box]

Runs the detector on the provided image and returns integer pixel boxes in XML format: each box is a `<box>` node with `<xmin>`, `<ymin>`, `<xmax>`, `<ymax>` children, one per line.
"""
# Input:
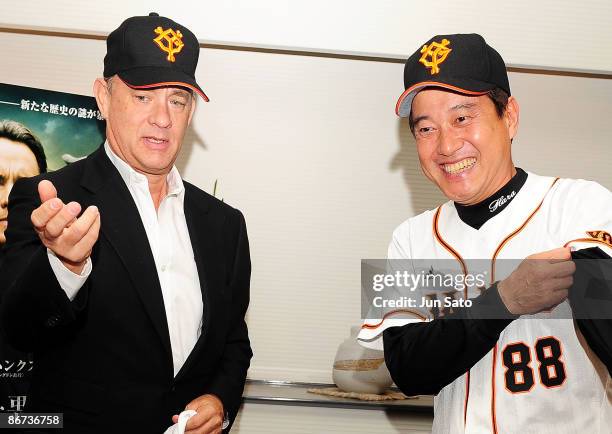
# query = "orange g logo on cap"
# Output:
<box><xmin>419</xmin><ymin>38</ymin><xmax>452</xmax><ymax>75</ymax></box>
<box><xmin>153</xmin><ymin>26</ymin><xmax>185</xmax><ymax>62</ymax></box>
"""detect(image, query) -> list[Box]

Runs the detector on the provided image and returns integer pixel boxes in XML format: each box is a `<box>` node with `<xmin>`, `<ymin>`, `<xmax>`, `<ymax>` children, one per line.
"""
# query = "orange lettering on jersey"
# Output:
<box><xmin>586</xmin><ymin>230</ymin><xmax>612</xmax><ymax>247</ymax></box>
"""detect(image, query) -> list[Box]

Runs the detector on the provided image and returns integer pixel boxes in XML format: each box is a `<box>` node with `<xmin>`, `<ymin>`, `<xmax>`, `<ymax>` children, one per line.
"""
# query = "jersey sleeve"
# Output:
<box><xmin>550</xmin><ymin>179</ymin><xmax>612</xmax><ymax>255</ymax></box>
<box><xmin>383</xmin><ymin>283</ymin><xmax>517</xmax><ymax>396</ymax></box>
<box><xmin>358</xmin><ymin>217</ymin><xmax>518</xmax><ymax>397</ymax></box>
<box><xmin>357</xmin><ymin>221</ymin><xmax>431</xmax><ymax>351</ymax></box>
<box><xmin>551</xmin><ymin>179</ymin><xmax>612</xmax><ymax>374</ymax></box>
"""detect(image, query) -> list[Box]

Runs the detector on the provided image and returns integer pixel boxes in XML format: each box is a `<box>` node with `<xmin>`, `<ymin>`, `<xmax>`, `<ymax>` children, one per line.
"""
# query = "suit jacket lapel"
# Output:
<box><xmin>176</xmin><ymin>187</ymin><xmax>220</xmax><ymax>379</ymax></box>
<box><xmin>80</xmin><ymin>147</ymin><xmax>173</xmax><ymax>361</ymax></box>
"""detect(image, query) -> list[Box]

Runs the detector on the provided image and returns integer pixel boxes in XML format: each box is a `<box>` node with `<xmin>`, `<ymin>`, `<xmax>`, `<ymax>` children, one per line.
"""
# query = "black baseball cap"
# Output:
<box><xmin>396</xmin><ymin>33</ymin><xmax>509</xmax><ymax>117</ymax></box>
<box><xmin>104</xmin><ymin>12</ymin><xmax>208</xmax><ymax>101</ymax></box>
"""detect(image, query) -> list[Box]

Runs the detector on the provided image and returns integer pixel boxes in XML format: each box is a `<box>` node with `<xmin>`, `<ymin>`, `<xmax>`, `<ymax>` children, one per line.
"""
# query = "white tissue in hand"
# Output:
<box><xmin>163</xmin><ymin>410</ymin><xmax>197</xmax><ymax>434</ymax></box>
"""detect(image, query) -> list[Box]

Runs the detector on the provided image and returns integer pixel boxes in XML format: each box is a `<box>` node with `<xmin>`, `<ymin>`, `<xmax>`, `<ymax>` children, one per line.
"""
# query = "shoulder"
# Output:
<box><xmin>535</xmin><ymin>174</ymin><xmax>612</xmax><ymax>244</ymax></box>
<box><xmin>392</xmin><ymin>205</ymin><xmax>445</xmax><ymax>240</ymax></box>
<box><xmin>517</xmin><ymin>171</ymin><xmax>612</xmax><ymax>212</ymax></box>
<box><xmin>549</xmin><ymin>176</ymin><xmax>612</xmax><ymax>203</ymax></box>
<box><xmin>11</xmin><ymin>157</ymin><xmax>88</xmax><ymax>198</ymax></box>
<box><xmin>389</xmin><ymin>205</ymin><xmax>444</xmax><ymax>259</ymax></box>
<box><xmin>183</xmin><ymin>180</ymin><xmax>246</xmax><ymax>224</ymax></box>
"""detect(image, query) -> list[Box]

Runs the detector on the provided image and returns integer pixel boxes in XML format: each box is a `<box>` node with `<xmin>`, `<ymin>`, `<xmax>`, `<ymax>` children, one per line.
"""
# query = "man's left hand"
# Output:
<box><xmin>172</xmin><ymin>394</ymin><xmax>225</xmax><ymax>434</ymax></box>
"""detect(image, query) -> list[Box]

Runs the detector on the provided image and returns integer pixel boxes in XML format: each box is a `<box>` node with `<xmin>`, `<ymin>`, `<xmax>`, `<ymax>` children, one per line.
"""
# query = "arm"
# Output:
<box><xmin>553</xmin><ymin>180</ymin><xmax>612</xmax><ymax>374</ymax></box>
<box><xmin>202</xmin><ymin>209</ymin><xmax>252</xmax><ymax>430</ymax></box>
<box><xmin>380</xmin><ymin>224</ymin><xmax>573</xmax><ymax>397</ymax></box>
<box><xmin>384</xmin><ymin>283</ymin><xmax>515</xmax><ymax>396</ymax></box>
<box><xmin>570</xmin><ymin>247</ymin><xmax>612</xmax><ymax>375</ymax></box>
<box><xmin>0</xmin><ymin>177</ymin><xmax>96</xmax><ymax>351</ymax></box>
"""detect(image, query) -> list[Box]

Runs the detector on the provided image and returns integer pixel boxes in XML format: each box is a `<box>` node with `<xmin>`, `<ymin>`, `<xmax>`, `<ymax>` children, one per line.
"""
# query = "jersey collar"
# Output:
<box><xmin>454</xmin><ymin>168</ymin><xmax>528</xmax><ymax>230</ymax></box>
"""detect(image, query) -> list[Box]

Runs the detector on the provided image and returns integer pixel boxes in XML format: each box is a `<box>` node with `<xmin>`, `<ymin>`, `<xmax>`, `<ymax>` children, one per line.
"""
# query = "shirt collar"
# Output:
<box><xmin>453</xmin><ymin>167</ymin><xmax>528</xmax><ymax>230</ymax></box>
<box><xmin>103</xmin><ymin>141</ymin><xmax>184</xmax><ymax>198</ymax></box>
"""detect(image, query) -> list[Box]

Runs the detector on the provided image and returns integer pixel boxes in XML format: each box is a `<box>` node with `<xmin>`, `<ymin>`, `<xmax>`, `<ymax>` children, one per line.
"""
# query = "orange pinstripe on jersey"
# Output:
<box><xmin>432</xmin><ymin>176</ymin><xmax>561</xmax><ymax>433</ymax></box>
<box><xmin>432</xmin><ymin>206</ymin><xmax>471</xmax><ymax>425</ymax></box>
<box><xmin>361</xmin><ymin>309</ymin><xmax>428</xmax><ymax>330</ymax></box>
<box><xmin>563</xmin><ymin>238</ymin><xmax>612</xmax><ymax>250</ymax></box>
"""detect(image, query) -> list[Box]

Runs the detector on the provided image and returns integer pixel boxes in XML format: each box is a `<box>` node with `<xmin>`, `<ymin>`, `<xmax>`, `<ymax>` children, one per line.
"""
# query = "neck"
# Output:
<box><xmin>460</xmin><ymin>163</ymin><xmax>516</xmax><ymax>206</ymax></box>
<box><xmin>106</xmin><ymin>136</ymin><xmax>169</xmax><ymax>210</ymax></box>
<box><xmin>454</xmin><ymin>167</ymin><xmax>528</xmax><ymax>230</ymax></box>
<box><xmin>146</xmin><ymin>173</ymin><xmax>168</xmax><ymax>210</ymax></box>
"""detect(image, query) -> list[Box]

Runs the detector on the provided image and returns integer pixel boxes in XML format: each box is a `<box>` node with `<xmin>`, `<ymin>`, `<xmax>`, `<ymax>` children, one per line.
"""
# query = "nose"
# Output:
<box><xmin>437</xmin><ymin>126</ymin><xmax>463</xmax><ymax>157</ymax></box>
<box><xmin>149</xmin><ymin>99</ymin><xmax>172</xmax><ymax>129</ymax></box>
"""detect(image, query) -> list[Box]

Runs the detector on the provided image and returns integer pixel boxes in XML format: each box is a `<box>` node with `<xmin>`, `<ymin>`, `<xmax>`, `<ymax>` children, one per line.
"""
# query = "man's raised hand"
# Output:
<box><xmin>498</xmin><ymin>247</ymin><xmax>575</xmax><ymax>315</ymax></box>
<box><xmin>31</xmin><ymin>180</ymin><xmax>100</xmax><ymax>274</ymax></box>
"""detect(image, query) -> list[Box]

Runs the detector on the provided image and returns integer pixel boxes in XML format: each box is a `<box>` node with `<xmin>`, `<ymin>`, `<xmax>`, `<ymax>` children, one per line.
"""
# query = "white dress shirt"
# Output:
<box><xmin>48</xmin><ymin>142</ymin><xmax>203</xmax><ymax>377</ymax></box>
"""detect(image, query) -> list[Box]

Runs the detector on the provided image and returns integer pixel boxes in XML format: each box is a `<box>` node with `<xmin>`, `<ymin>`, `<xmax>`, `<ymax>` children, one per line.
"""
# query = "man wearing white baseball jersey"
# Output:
<box><xmin>358</xmin><ymin>34</ymin><xmax>611</xmax><ymax>433</ymax></box>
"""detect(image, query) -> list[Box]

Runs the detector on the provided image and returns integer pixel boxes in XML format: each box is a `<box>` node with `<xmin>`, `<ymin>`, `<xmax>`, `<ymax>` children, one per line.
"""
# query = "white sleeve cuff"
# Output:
<box><xmin>358</xmin><ymin>317</ymin><xmax>426</xmax><ymax>351</ymax></box>
<box><xmin>47</xmin><ymin>249</ymin><xmax>92</xmax><ymax>301</ymax></box>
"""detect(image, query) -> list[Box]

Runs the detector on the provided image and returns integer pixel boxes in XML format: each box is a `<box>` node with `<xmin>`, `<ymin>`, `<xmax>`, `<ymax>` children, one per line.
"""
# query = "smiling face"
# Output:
<box><xmin>0</xmin><ymin>138</ymin><xmax>41</xmax><ymax>244</ymax></box>
<box><xmin>410</xmin><ymin>88</ymin><xmax>519</xmax><ymax>205</ymax></box>
<box><xmin>94</xmin><ymin>77</ymin><xmax>195</xmax><ymax>178</ymax></box>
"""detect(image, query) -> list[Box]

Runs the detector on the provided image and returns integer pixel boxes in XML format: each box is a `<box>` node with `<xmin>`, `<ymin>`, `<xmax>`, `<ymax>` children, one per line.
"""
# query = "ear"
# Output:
<box><xmin>93</xmin><ymin>78</ymin><xmax>111</xmax><ymax>120</ymax></box>
<box><xmin>504</xmin><ymin>96</ymin><xmax>520</xmax><ymax>140</ymax></box>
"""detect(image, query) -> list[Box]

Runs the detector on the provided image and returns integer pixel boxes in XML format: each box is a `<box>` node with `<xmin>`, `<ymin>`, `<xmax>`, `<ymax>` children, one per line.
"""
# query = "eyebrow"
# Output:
<box><xmin>412</xmin><ymin>114</ymin><xmax>430</xmax><ymax>125</ymax></box>
<box><xmin>169</xmin><ymin>89</ymin><xmax>191</xmax><ymax>98</ymax></box>
<box><xmin>412</xmin><ymin>102</ymin><xmax>478</xmax><ymax>125</ymax></box>
<box><xmin>450</xmin><ymin>102</ymin><xmax>477</xmax><ymax>111</ymax></box>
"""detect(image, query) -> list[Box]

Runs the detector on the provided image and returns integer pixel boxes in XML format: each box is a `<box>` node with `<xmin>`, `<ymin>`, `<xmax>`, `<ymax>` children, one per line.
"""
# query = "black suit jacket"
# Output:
<box><xmin>0</xmin><ymin>146</ymin><xmax>252</xmax><ymax>433</ymax></box>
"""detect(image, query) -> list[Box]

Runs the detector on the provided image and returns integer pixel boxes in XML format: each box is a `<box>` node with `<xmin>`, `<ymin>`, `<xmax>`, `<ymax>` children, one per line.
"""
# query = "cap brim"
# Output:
<box><xmin>117</xmin><ymin>67</ymin><xmax>209</xmax><ymax>101</ymax></box>
<box><xmin>395</xmin><ymin>79</ymin><xmax>494</xmax><ymax>118</ymax></box>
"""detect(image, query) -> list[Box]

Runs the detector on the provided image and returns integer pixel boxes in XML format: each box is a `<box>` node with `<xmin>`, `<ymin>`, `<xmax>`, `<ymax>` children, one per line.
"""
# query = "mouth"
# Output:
<box><xmin>440</xmin><ymin>157</ymin><xmax>477</xmax><ymax>176</ymax></box>
<box><xmin>142</xmin><ymin>136</ymin><xmax>170</xmax><ymax>149</ymax></box>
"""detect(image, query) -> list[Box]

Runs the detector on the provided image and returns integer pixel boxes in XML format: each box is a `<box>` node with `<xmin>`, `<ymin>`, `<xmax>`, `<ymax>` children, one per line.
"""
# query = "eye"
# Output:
<box><xmin>455</xmin><ymin>115</ymin><xmax>470</xmax><ymax>124</ymax></box>
<box><xmin>134</xmin><ymin>95</ymin><xmax>150</xmax><ymax>103</ymax></box>
<box><xmin>418</xmin><ymin>126</ymin><xmax>435</xmax><ymax>135</ymax></box>
<box><xmin>170</xmin><ymin>99</ymin><xmax>187</xmax><ymax>108</ymax></box>
<box><xmin>0</xmin><ymin>175</ymin><xmax>5</xmax><ymax>186</ymax></box>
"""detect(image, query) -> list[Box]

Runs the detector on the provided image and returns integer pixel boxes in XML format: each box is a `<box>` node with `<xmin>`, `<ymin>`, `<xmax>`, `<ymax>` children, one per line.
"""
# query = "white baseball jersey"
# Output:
<box><xmin>359</xmin><ymin>171</ymin><xmax>612</xmax><ymax>433</ymax></box>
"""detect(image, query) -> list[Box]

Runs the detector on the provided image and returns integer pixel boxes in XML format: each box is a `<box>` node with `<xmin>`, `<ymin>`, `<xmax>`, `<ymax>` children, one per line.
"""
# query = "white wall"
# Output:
<box><xmin>2</xmin><ymin>30</ymin><xmax>611</xmax><ymax>385</ymax></box>
<box><xmin>2</xmin><ymin>1</ymin><xmax>612</xmax><ymax>73</ymax></box>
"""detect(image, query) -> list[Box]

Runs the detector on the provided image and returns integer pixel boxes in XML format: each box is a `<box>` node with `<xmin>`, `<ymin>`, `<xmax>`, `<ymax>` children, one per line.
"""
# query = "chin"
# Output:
<box><xmin>434</xmin><ymin>172</ymin><xmax>481</xmax><ymax>203</ymax></box>
<box><xmin>438</xmin><ymin>182</ymin><xmax>477</xmax><ymax>203</ymax></box>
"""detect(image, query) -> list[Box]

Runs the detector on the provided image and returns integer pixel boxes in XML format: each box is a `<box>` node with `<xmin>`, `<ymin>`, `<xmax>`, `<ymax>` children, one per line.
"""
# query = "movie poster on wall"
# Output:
<box><xmin>0</xmin><ymin>82</ymin><xmax>105</xmax><ymax>413</ymax></box>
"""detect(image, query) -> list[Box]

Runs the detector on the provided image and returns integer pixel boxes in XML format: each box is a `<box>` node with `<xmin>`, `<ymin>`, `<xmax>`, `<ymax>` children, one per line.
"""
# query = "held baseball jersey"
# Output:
<box><xmin>358</xmin><ymin>171</ymin><xmax>612</xmax><ymax>433</ymax></box>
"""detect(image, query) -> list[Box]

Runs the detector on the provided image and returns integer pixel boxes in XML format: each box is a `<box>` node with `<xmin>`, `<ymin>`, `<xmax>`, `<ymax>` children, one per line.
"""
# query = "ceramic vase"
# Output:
<box><xmin>332</xmin><ymin>325</ymin><xmax>393</xmax><ymax>394</ymax></box>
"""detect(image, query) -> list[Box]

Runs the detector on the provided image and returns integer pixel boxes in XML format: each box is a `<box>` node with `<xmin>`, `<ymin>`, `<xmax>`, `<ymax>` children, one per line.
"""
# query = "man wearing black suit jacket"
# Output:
<box><xmin>0</xmin><ymin>13</ymin><xmax>251</xmax><ymax>433</ymax></box>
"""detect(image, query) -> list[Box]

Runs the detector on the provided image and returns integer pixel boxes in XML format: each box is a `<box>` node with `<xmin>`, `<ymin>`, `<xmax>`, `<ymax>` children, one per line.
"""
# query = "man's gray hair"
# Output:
<box><xmin>105</xmin><ymin>76</ymin><xmax>114</xmax><ymax>94</ymax></box>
